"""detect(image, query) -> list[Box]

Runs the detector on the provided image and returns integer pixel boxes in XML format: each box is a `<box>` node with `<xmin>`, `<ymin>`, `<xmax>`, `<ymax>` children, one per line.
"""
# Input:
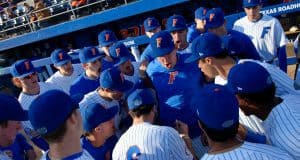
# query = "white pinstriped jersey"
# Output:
<box><xmin>263</xmin><ymin>94</ymin><xmax>300</xmax><ymax>159</ymax></box>
<box><xmin>233</xmin><ymin>14</ymin><xmax>287</xmax><ymax>61</ymax></box>
<box><xmin>79</xmin><ymin>89</ymin><xmax>121</xmax><ymax>131</ymax></box>
<box><xmin>18</xmin><ymin>82</ymin><xmax>60</xmax><ymax>139</ymax></box>
<box><xmin>112</xmin><ymin>122</ymin><xmax>193</xmax><ymax>160</ymax></box>
<box><xmin>201</xmin><ymin>141</ymin><xmax>293</xmax><ymax>160</ymax></box>
<box><xmin>123</xmin><ymin>62</ymin><xmax>141</xmax><ymax>85</ymax></box>
<box><xmin>46</xmin><ymin>64</ymin><xmax>83</xmax><ymax>94</ymax></box>
<box><xmin>214</xmin><ymin>59</ymin><xmax>299</xmax><ymax>134</ymax></box>
<box><xmin>40</xmin><ymin>149</ymin><xmax>94</xmax><ymax>160</ymax></box>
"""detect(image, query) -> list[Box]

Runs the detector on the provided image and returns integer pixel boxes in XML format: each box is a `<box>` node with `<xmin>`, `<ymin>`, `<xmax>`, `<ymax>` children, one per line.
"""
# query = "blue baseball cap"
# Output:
<box><xmin>0</xmin><ymin>93</ymin><xmax>28</xmax><ymax>121</ymax></box>
<box><xmin>127</xmin><ymin>89</ymin><xmax>156</xmax><ymax>110</ymax></box>
<box><xmin>205</xmin><ymin>8</ymin><xmax>225</xmax><ymax>29</ymax></box>
<box><xmin>150</xmin><ymin>31</ymin><xmax>175</xmax><ymax>58</ymax></box>
<box><xmin>51</xmin><ymin>49</ymin><xmax>72</xmax><ymax>66</ymax></box>
<box><xmin>195</xmin><ymin>7</ymin><xmax>208</xmax><ymax>20</ymax></box>
<box><xmin>10</xmin><ymin>59</ymin><xmax>36</xmax><ymax>78</ymax></box>
<box><xmin>100</xmin><ymin>67</ymin><xmax>133</xmax><ymax>92</ymax></box>
<box><xmin>243</xmin><ymin>0</ymin><xmax>262</xmax><ymax>8</ymax></box>
<box><xmin>143</xmin><ymin>17</ymin><xmax>160</xmax><ymax>32</ymax></box>
<box><xmin>79</xmin><ymin>46</ymin><xmax>104</xmax><ymax>64</ymax></box>
<box><xmin>80</xmin><ymin>103</ymin><xmax>118</xmax><ymax>132</ymax></box>
<box><xmin>196</xmin><ymin>84</ymin><xmax>239</xmax><ymax>130</ymax></box>
<box><xmin>98</xmin><ymin>30</ymin><xmax>118</xmax><ymax>47</ymax></box>
<box><xmin>222</xmin><ymin>35</ymin><xmax>247</xmax><ymax>56</ymax></box>
<box><xmin>109</xmin><ymin>42</ymin><xmax>131</xmax><ymax>66</ymax></box>
<box><xmin>28</xmin><ymin>90</ymin><xmax>79</xmax><ymax>135</ymax></box>
<box><xmin>227</xmin><ymin>61</ymin><xmax>273</xmax><ymax>94</ymax></box>
<box><xmin>166</xmin><ymin>15</ymin><xmax>187</xmax><ymax>32</ymax></box>
<box><xmin>185</xmin><ymin>32</ymin><xmax>224</xmax><ymax>63</ymax></box>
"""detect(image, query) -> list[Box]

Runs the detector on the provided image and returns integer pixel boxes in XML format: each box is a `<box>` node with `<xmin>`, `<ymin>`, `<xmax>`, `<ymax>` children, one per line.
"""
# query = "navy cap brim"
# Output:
<box><xmin>101</xmin><ymin>41</ymin><xmax>116</xmax><ymax>47</ymax></box>
<box><xmin>106</xmin><ymin>105</ymin><xmax>118</xmax><ymax>120</ymax></box>
<box><xmin>10</xmin><ymin>110</ymin><xmax>28</xmax><ymax>121</ymax></box>
<box><xmin>114</xmin><ymin>80</ymin><xmax>133</xmax><ymax>92</ymax></box>
<box><xmin>145</xmin><ymin>26</ymin><xmax>160</xmax><ymax>32</ymax></box>
<box><xmin>243</xmin><ymin>3</ymin><xmax>260</xmax><ymax>8</ymax></box>
<box><xmin>168</xmin><ymin>27</ymin><xmax>187</xmax><ymax>32</ymax></box>
<box><xmin>185</xmin><ymin>53</ymin><xmax>201</xmax><ymax>63</ymax></box>
<box><xmin>16</xmin><ymin>69</ymin><xmax>37</xmax><ymax>78</ymax></box>
<box><xmin>84</xmin><ymin>55</ymin><xmax>104</xmax><ymax>64</ymax></box>
<box><xmin>114</xmin><ymin>57</ymin><xmax>130</xmax><ymax>66</ymax></box>
<box><xmin>54</xmin><ymin>59</ymin><xmax>71</xmax><ymax>67</ymax></box>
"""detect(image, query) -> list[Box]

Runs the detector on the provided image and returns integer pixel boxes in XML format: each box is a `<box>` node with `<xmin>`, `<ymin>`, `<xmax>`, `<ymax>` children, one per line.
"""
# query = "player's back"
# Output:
<box><xmin>263</xmin><ymin>94</ymin><xmax>300</xmax><ymax>159</ymax></box>
<box><xmin>112</xmin><ymin>122</ymin><xmax>193</xmax><ymax>160</ymax></box>
<box><xmin>201</xmin><ymin>141</ymin><xmax>293</xmax><ymax>160</ymax></box>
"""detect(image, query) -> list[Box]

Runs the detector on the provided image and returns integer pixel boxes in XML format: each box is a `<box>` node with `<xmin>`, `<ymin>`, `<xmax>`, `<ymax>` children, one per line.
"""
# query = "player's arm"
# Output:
<box><xmin>175</xmin><ymin>120</ymin><xmax>198</xmax><ymax>160</ymax></box>
<box><xmin>275</xmin><ymin>19</ymin><xmax>288</xmax><ymax>73</ymax></box>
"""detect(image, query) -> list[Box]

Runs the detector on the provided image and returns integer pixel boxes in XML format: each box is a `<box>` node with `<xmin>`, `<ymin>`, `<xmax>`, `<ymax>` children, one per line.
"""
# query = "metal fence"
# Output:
<box><xmin>0</xmin><ymin>0</ymin><xmax>130</xmax><ymax>39</ymax></box>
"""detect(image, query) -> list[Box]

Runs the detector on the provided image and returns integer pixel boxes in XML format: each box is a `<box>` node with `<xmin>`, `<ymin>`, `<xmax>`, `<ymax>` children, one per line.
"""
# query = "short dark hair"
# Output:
<box><xmin>42</xmin><ymin>109</ymin><xmax>77</xmax><ymax>143</ymax></box>
<box><xmin>199</xmin><ymin>120</ymin><xmax>238</xmax><ymax>142</ymax></box>
<box><xmin>0</xmin><ymin>121</ymin><xmax>8</xmax><ymax>128</ymax></box>
<box><xmin>130</xmin><ymin>104</ymin><xmax>154</xmax><ymax>118</ymax></box>
<box><xmin>236</xmin><ymin>83</ymin><xmax>276</xmax><ymax>107</ymax></box>
<box><xmin>212</xmin><ymin>50</ymin><xmax>230</xmax><ymax>59</ymax></box>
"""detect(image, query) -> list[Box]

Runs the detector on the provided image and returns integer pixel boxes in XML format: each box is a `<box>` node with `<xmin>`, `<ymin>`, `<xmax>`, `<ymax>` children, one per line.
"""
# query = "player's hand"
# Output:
<box><xmin>237</xmin><ymin>124</ymin><xmax>247</xmax><ymax>141</ymax></box>
<box><xmin>175</xmin><ymin>120</ymin><xmax>189</xmax><ymax>136</ymax></box>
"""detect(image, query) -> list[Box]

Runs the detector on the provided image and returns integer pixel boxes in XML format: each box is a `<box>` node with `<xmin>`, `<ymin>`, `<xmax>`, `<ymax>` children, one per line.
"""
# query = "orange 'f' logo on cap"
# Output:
<box><xmin>172</xmin><ymin>19</ymin><xmax>178</xmax><ymax>27</ymax></box>
<box><xmin>209</xmin><ymin>13</ymin><xmax>215</xmax><ymax>22</ymax></box>
<box><xmin>148</xmin><ymin>19</ymin><xmax>152</xmax><ymax>27</ymax></box>
<box><xmin>24</xmin><ymin>61</ymin><xmax>30</xmax><ymax>70</ymax></box>
<box><xmin>91</xmin><ymin>48</ymin><xmax>96</xmax><ymax>56</ymax></box>
<box><xmin>58</xmin><ymin>53</ymin><xmax>63</xmax><ymax>60</ymax></box>
<box><xmin>105</xmin><ymin>34</ymin><xmax>110</xmax><ymax>41</ymax></box>
<box><xmin>156</xmin><ymin>37</ymin><xmax>162</xmax><ymax>48</ymax></box>
<box><xmin>116</xmin><ymin>48</ymin><xmax>120</xmax><ymax>57</ymax></box>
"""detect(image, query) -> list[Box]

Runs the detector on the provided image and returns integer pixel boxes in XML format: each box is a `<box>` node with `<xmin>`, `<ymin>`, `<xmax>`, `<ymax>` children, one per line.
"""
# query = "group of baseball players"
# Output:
<box><xmin>1</xmin><ymin>0</ymin><xmax>300</xmax><ymax>159</ymax></box>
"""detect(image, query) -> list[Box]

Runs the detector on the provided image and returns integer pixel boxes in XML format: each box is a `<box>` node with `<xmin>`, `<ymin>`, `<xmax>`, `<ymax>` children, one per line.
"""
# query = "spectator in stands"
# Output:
<box><xmin>23</xmin><ymin>2</ymin><xmax>34</xmax><ymax>13</ymax></box>
<box><xmin>33</xmin><ymin>0</ymin><xmax>51</xmax><ymax>28</ymax></box>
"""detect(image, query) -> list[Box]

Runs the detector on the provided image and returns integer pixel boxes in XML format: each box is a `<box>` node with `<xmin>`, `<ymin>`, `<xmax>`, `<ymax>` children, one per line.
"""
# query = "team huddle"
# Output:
<box><xmin>1</xmin><ymin>0</ymin><xmax>300</xmax><ymax>159</ymax></box>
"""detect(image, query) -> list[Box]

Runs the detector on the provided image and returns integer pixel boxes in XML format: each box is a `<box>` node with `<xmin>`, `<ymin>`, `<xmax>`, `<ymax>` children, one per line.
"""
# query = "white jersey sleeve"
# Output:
<box><xmin>201</xmin><ymin>141</ymin><xmax>293</xmax><ymax>160</ymax></box>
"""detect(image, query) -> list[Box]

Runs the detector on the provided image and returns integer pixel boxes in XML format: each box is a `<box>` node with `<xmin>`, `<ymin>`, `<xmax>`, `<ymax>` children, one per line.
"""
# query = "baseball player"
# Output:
<box><xmin>166</xmin><ymin>15</ymin><xmax>191</xmax><ymax>54</ymax></box>
<box><xmin>109</xmin><ymin>42</ymin><xmax>153</xmax><ymax>89</ymax></box>
<box><xmin>140</xmin><ymin>17</ymin><xmax>161</xmax><ymax>64</ymax></box>
<box><xmin>0</xmin><ymin>93</ymin><xmax>36</xmax><ymax>160</ymax></box>
<box><xmin>28</xmin><ymin>90</ymin><xmax>94</xmax><ymax>160</ymax></box>
<box><xmin>80</xmin><ymin>103</ymin><xmax>118</xmax><ymax>160</ymax></box>
<box><xmin>46</xmin><ymin>48</ymin><xmax>84</xmax><ymax>95</ymax></box>
<box><xmin>195</xmin><ymin>84</ymin><xmax>294</xmax><ymax>160</ymax></box>
<box><xmin>98</xmin><ymin>30</ymin><xmax>118</xmax><ymax>71</ymax></box>
<box><xmin>69</xmin><ymin>46</ymin><xmax>105</xmax><ymax>99</ymax></box>
<box><xmin>187</xmin><ymin>7</ymin><xmax>208</xmax><ymax>43</ymax></box>
<box><xmin>205</xmin><ymin>7</ymin><xmax>260</xmax><ymax>60</ymax></box>
<box><xmin>10</xmin><ymin>59</ymin><xmax>61</xmax><ymax>151</ymax></box>
<box><xmin>113</xmin><ymin>89</ymin><xmax>195</xmax><ymax>160</ymax></box>
<box><xmin>186</xmin><ymin>32</ymin><xmax>299</xmax><ymax>136</ymax></box>
<box><xmin>79</xmin><ymin>67</ymin><xmax>134</xmax><ymax>135</ymax></box>
<box><xmin>233</xmin><ymin>0</ymin><xmax>288</xmax><ymax>72</ymax></box>
<box><xmin>227</xmin><ymin>61</ymin><xmax>300</xmax><ymax>159</ymax></box>
<box><xmin>146</xmin><ymin>31</ymin><xmax>206</xmax><ymax>157</ymax></box>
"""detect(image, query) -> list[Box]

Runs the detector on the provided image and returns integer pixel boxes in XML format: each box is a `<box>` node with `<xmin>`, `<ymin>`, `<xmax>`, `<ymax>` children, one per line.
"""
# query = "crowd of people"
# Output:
<box><xmin>0</xmin><ymin>0</ymin><xmax>300</xmax><ymax>159</ymax></box>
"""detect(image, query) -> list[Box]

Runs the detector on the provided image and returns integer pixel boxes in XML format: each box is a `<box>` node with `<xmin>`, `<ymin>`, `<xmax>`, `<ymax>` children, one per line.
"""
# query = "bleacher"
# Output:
<box><xmin>0</xmin><ymin>0</ymin><xmax>133</xmax><ymax>39</ymax></box>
